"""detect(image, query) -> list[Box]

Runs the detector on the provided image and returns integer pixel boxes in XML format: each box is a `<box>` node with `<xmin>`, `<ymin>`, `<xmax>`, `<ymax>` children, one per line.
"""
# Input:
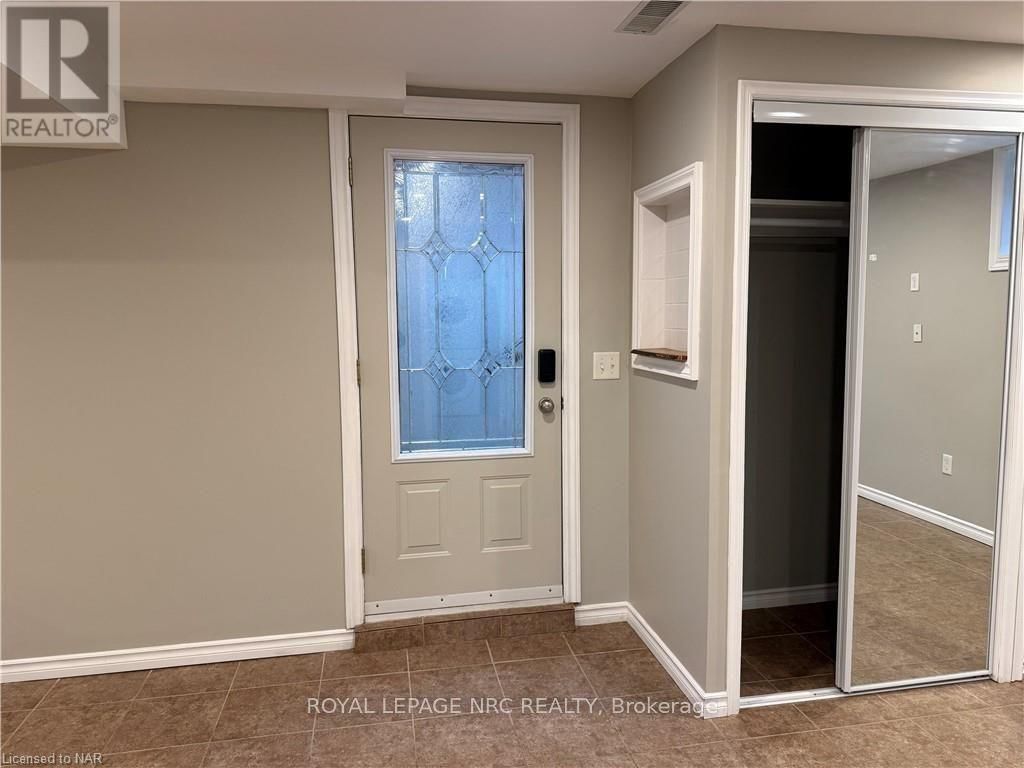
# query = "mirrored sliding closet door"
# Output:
<box><xmin>843</xmin><ymin>129</ymin><xmax>1018</xmax><ymax>689</ymax></box>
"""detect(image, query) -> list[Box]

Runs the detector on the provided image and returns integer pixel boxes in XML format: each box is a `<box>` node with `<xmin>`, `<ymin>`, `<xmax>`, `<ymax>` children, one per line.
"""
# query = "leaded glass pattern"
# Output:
<box><xmin>394</xmin><ymin>159</ymin><xmax>526</xmax><ymax>454</ymax></box>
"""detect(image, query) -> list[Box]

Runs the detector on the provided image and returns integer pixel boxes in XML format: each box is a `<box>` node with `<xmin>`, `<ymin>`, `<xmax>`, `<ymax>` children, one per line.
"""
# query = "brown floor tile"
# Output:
<box><xmin>409</xmin><ymin>640</ymin><xmax>491</xmax><ymax>671</ymax></box>
<box><xmin>632</xmin><ymin>741</ymin><xmax>742</xmax><ymax>767</ymax></box>
<box><xmin>801</xmin><ymin>631</ymin><xmax>836</xmax><ymax>659</ymax></box>
<box><xmin>795</xmin><ymin>695</ymin><xmax>896</xmax><ymax>728</ymax></box>
<box><xmin>500</xmin><ymin>610</ymin><xmax>575</xmax><ymax>638</ymax></box>
<box><xmin>607</xmin><ymin>692</ymin><xmax>720</xmax><ymax>752</ymax></box>
<box><xmin>880</xmin><ymin>683</ymin><xmax>986</xmax><ymax>717</ymax></box>
<box><xmin>742</xmin><ymin>634</ymin><xmax>834</xmax><ymax>680</ymax></box>
<box><xmin>357</xmin><ymin>623</ymin><xmax>427</xmax><ymax>652</ymax></box>
<box><xmin>825</xmin><ymin>719</ymin><xmax>955</xmax><ymax>768</ymax></box>
<box><xmin>488</xmin><ymin>633</ymin><xmax>572</xmax><ymax>662</ymax></box>
<box><xmin>914</xmin><ymin>703</ymin><xmax>1023</xmax><ymax>765</ymax></box>
<box><xmin>740</xmin><ymin>659</ymin><xmax>766</xmax><ymax>683</ymax></box>
<box><xmin>6</xmin><ymin>702</ymin><xmax>128</xmax><ymax>755</ymax></box>
<box><xmin>711</xmin><ymin>704</ymin><xmax>816</xmax><ymax>740</ymax></box>
<box><xmin>101</xmin><ymin>744</ymin><xmax>210</xmax><ymax>767</ymax></box>
<box><xmin>733</xmin><ymin>730</ymin><xmax>843</xmax><ymax>766</ymax></box>
<box><xmin>742</xmin><ymin>609</ymin><xmax>793</xmax><ymax>639</ymax></box>
<box><xmin>422</xmin><ymin>617</ymin><xmax>500</xmax><ymax>645</ymax></box>
<box><xmin>495</xmin><ymin>656</ymin><xmax>595</xmax><ymax>701</ymax></box>
<box><xmin>410</xmin><ymin>665</ymin><xmax>501</xmax><ymax>717</ymax></box>
<box><xmin>106</xmin><ymin>691</ymin><xmax>225</xmax><ymax>752</ymax></box>
<box><xmin>1</xmin><ymin>710</ymin><xmax>30</xmax><ymax>745</ymax></box>
<box><xmin>138</xmin><ymin>662</ymin><xmax>238</xmax><ymax>698</ymax></box>
<box><xmin>232</xmin><ymin>653</ymin><xmax>323</xmax><ymax>688</ymax></box>
<box><xmin>765</xmin><ymin>602</ymin><xmax>837</xmax><ymax>634</ymax></box>
<box><xmin>415</xmin><ymin>712</ymin><xmax>526</xmax><ymax>767</ymax></box>
<box><xmin>767</xmin><ymin>674</ymin><xmax>836</xmax><ymax>693</ymax></box>
<box><xmin>564</xmin><ymin>623</ymin><xmax>644</xmax><ymax>654</ymax></box>
<box><xmin>317</xmin><ymin>672</ymin><xmax>412</xmax><ymax>728</ymax></box>
<box><xmin>322</xmin><ymin>648</ymin><xmax>407</xmax><ymax>680</ymax></box>
<box><xmin>1</xmin><ymin>680</ymin><xmax>57</xmax><ymax>711</ymax></box>
<box><xmin>513</xmin><ymin>708</ymin><xmax>629</xmax><ymax>766</ymax></box>
<box><xmin>38</xmin><ymin>671</ymin><xmax>149</xmax><ymax>707</ymax></box>
<box><xmin>311</xmin><ymin>721</ymin><xmax>414</xmax><ymax>767</ymax></box>
<box><xmin>576</xmin><ymin>649</ymin><xmax>674</xmax><ymax>697</ymax></box>
<box><xmin>204</xmin><ymin>731</ymin><xmax>313</xmax><ymax>768</ymax></box>
<box><xmin>958</xmin><ymin>680</ymin><xmax>1024</xmax><ymax>707</ymax></box>
<box><xmin>741</xmin><ymin>682</ymin><xmax>778</xmax><ymax>696</ymax></box>
<box><xmin>213</xmin><ymin>682</ymin><xmax>317</xmax><ymax>740</ymax></box>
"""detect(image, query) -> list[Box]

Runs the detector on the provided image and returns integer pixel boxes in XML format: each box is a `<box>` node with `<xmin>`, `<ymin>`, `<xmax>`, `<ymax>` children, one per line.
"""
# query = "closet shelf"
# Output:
<box><xmin>631</xmin><ymin>347</ymin><xmax>688</xmax><ymax>363</ymax></box>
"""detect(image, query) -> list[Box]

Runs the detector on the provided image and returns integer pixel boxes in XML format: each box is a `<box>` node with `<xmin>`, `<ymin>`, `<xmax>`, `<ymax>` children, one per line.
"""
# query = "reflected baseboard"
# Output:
<box><xmin>858</xmin><ymin>485</ymin><xmax>994</xmax><ymax>546</ymax></box>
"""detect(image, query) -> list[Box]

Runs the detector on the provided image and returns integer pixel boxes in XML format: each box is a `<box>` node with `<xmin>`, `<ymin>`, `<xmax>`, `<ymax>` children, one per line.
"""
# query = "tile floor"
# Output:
<box><xmin>853</xmin><ymin>497</ymin><xmax>991</xmax><ymax>684</ymax></box>
<box><xmin>2</xmin><ymin>623</ymin><xmax>1021</xmax><ymax>766</ymax></box>
<box><xmin>742</xmin><ymin>496</ymin><xmax>994</xmax><ymax>695</ymax></box>
<box><xmin>741</xmin><ymin>602</ymin><xmax>838</xmax><ymax>695</ymax></box>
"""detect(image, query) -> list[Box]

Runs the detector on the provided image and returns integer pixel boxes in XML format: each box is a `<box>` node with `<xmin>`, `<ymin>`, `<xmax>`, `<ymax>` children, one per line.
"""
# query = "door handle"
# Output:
<box><xmin>538</xmin><ymin>397</ymin><xmax>555</xmax><ymax>414</ymax></box>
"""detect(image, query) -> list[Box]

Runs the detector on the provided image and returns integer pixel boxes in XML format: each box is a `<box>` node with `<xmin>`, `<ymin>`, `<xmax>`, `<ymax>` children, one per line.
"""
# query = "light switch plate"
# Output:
<box><xmin>593</xmin><ymin>352</ymin><xmax>620</xmax><ymax>380</ymax></box>
<box><xmin>910</xmin><ymin>272</ymin><xmax>920</xmax><ymax>292</ymax></box>
<box><xmin>913</xmin><ymin>323</ymin><xmax>923</xmax><ymax>343</ymax></box>
<box><xmin>942</xmin><ymin>453</ymin><xmax>953</xmax><ymax>475</ymax></box>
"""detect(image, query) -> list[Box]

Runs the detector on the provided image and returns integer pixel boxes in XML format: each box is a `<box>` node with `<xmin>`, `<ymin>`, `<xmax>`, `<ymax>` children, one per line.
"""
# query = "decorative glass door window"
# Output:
<box><xmin>391</xmin><ymin>157</ymin><xmax>527</xmax><ymax>456</ymax></box>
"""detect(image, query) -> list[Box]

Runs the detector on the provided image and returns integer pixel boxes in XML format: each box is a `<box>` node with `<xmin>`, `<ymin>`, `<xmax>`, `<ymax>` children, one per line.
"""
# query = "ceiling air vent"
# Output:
<box><xmin>616</xmin><ymin>1</ymin><xmax>689</xmax><ymax>35</ymax></box>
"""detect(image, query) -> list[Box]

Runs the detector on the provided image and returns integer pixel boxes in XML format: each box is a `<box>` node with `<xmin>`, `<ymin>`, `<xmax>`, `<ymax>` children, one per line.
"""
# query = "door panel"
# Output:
<box><xmin>839</xmin><ymin>128</ymin><xmax>1017</xmax><ymax>690</ymax></box>
<box><xmin>350</xmin><ymin>116</ymin><xmax>563</xmax><ymax>612</ymax></box>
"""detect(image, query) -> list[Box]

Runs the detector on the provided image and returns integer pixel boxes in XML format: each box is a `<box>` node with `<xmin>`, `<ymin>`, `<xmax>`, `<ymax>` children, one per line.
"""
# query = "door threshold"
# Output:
<box><xmin>364</xmin><ymin>584</ymin><xmax>564</xmax><ymax>620</ymax></box>
<box><xmin>741</xmin><ymin>671</ymin><xmax>993</xmax><ymax>709</ymax></box>
<box><xmin>741</xmin><ymin>687</ymin><xmax>845</xmax><ymax>708</ymax></box>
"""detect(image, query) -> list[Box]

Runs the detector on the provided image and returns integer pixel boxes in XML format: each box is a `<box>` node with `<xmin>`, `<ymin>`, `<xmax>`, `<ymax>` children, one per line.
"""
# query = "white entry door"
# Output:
<box><xmin>349</xmin><ymin>116</ymin><xmax>563</xmax><ymax>615</ymax></box>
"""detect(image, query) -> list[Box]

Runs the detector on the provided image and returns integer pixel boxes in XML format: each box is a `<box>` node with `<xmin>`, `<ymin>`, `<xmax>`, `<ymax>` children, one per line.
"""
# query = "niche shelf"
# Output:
<box><xmin>631</xmin><ymin>162</ymin><xmax>703</xmax><ymax>380</ymax></box>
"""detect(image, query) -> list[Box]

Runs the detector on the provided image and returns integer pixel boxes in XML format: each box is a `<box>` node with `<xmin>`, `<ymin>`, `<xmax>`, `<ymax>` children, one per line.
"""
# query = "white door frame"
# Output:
<box><xmin>329</xmin><ymin>98</ymin><xmax>581</xmax><ymax>629</ymax></box>
<box><xmin>726</xmin><ymin>80</ymin><xmax>1024</xmax><ymax>715</ymax></box>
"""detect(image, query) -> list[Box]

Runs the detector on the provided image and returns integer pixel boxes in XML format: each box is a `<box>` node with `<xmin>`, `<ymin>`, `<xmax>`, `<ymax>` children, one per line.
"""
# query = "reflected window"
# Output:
<box><xmin>393</xmin><ymin>159</ymin><xmax>526</xmax><ymax>455</ymax></box>
<box><xmin>990</xmin><ymin>145</ymin><xmax>1016</xmax><ymax>271</ymax></box>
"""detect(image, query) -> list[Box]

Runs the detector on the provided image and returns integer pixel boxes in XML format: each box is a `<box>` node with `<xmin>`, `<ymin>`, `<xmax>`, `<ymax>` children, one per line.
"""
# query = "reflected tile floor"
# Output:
<box><xmin>2</xmin><ymin>624</ymin><xmax>1020</xmax><ymax>766</ymax></box>
<box><xmin>853</xmin><ymin>497</ymin><xmax>992</xmax><ymax>685</ymax></box>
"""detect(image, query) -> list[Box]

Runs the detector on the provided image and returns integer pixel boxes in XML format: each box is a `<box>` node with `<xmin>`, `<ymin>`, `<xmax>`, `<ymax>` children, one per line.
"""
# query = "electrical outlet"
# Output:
<box><xmin>942</xmin><ymin>453</ymin><xmax>953</xmax><ymax>476</ymax></box>
<box><xmin>592</xmin><ymin>352</ymin><xmax>620</xmax><ymax>380</ymax></box>
<box><xmin>913</xmin><ymin>323</ymin><xmax>923</xmax><ymax>343</ymax></box>
<box><xmin>910</xmin><ymin>272</ymin><xmax>920</xmax><ymax>292</ymax></box>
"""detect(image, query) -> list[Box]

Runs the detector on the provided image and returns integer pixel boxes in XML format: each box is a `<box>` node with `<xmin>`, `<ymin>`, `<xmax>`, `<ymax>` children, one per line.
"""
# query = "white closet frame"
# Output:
<box><xmin>726</xmin><ymin>81</ymin><xmax>1024</xmax><ymax>715</ymax></box>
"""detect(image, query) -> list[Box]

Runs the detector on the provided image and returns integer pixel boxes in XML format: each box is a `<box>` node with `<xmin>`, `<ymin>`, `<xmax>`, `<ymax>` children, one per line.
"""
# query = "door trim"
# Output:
<box><xmin>330</xmin><ymin>98</ymin><xmax>582</xmax><ymax>629</ymax></box>
<box><xmin>382</xmin><ymin>148</ymin><xmax>536</xmax><ymax>463</ymax></box>
<box><xmin>726</xmin><ymin>80</ymin><xmax>1024</xmax><ymax>715</ymax></box>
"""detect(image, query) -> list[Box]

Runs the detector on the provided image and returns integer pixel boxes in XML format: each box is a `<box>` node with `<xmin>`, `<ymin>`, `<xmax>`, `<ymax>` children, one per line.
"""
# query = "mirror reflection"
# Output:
<box><xmin>852</xmin><ymin>130</ymin><xmax>1015</xmax><ymax>685</ymax></box>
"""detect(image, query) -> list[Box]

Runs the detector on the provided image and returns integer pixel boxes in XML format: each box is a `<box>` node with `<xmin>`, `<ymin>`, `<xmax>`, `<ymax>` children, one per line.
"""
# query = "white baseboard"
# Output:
<box><xmin>0</xmin><ymin>628</ymin><xmax>354</xmax><ymax>683</ymax></box>
<box><xmin>859</xmin><ymin>484</ymin><xmax>994</xmax><ymax>546</ymax></box>
<box><xmin>574</xmin><ymin>601</ymin><xmax>630</xmax><ymax>626</ymax></box>
<box><xmin>575</xmin><ymin>602</ymin><xmax>727</xmax><ymax>718</ymax></box>
<box><xmin>742</xmin><ymin>583</ymin><xmax>838</xmax><ymax>610</ymax></box>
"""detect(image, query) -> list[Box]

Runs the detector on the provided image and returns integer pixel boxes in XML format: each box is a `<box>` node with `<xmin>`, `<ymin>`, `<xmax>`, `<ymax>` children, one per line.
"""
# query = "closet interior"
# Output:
<box><xmin>742</xmin><ymin>123</ymin><xmax>853</xmax><ymax>695</ymax></box>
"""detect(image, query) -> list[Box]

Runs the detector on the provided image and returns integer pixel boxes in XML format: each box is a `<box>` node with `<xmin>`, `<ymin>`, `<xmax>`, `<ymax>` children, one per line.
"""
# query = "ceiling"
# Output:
<box><xmin>869</xmin><ymin>132</ymin><xmax>1015</xmax><ymax>178</ymax></box>
<box><xmin>120</xmin><ymin>1</ymin><xmax>1024</xmax><ymax>101</ymax></box>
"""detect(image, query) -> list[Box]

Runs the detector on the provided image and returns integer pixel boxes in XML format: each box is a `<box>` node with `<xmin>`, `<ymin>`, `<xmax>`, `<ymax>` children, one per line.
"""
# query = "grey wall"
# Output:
<box><xmin>629</xmin><ymin>31</ymin><xmax>720</xmax><ymax>692</ymax></box>
<box><xmin>2</xmin><ymin>93</ymin><xmax>633</xmax><ymax>660</ymax></box>
<box><xmin>861</xmin><ymin>150</ymin><xmax>1010</xmax><ymax>531</ymax></box>
<box><xmin>2</xmin><ymin>102</ymin><xmax>346</xmax><ymax>658</ymax></box>
<box><xmin>744</xmin><ymin>241</ymin><xmax>845</xmax><ymax>592</ymax></box>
